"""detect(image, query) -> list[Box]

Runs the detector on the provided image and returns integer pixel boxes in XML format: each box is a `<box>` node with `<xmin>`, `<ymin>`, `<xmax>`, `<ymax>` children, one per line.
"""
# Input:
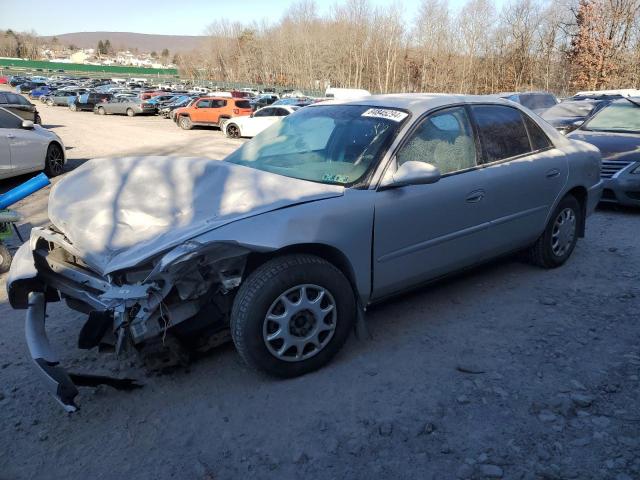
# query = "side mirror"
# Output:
<box><xmin>572</xmin><ymin>120</ymin><xmax>584</xmax><ymax>127</ymax></box>
<box><xmin>21</xmin><ymin>120</ymin><xmax>34</xmax><ymax>129</ymax></box>
<box><xmin>380</xmin><ymin>161</ymin><xmax>441</xmax><ymax>189</ymax></box>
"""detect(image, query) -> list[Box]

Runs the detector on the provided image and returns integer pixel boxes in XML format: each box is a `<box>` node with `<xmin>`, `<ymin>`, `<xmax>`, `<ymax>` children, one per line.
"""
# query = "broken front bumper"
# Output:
<box><xmin>26</xmin><ymin>292</ymin><xmax>80</xmax><ymax>412</ymax></box>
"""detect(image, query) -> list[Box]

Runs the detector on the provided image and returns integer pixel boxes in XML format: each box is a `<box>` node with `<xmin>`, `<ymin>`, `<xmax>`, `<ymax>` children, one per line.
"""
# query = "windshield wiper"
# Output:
<box><xmin>624</xmin><ymin>97</ymin><xmax>640</xmax><ymax>107</ymax></box>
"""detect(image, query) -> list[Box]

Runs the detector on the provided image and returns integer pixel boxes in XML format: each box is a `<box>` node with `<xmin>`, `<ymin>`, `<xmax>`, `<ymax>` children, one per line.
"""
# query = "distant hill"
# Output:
<box><xmin>41</xmin><ymin>32</ymin><xmax>206</xmax><ymax>54</ymax></box>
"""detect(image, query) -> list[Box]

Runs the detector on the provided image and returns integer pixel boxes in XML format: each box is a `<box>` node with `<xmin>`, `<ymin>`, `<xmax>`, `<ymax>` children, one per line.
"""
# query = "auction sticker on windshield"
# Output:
<box><xmin>361</xmin><ymin>108</ymin><xmax>408</xmax><ymax>122</ymax></box>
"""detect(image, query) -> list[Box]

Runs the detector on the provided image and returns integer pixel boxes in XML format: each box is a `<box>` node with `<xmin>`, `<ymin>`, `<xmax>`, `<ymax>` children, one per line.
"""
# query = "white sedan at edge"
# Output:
<box><xmin>224</xmin><ymin>105</ymin><xmax>300</xmax><ymax>139</ymax></box>
<box><xmin>0</xmin><ymin>106</ymin><xmax>66</xmax><ymax>181</ymax></box>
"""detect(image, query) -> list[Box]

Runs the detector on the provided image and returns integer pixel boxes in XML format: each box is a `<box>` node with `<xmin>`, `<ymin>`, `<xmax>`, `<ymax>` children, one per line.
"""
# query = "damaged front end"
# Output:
<box><xmin>9</xmin><ymin>226</ymin><xmax>250</xmax><ymax>411</ymax></box>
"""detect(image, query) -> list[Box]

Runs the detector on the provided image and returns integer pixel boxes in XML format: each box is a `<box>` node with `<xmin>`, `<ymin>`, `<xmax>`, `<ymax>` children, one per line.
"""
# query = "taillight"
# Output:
<box><xmin>233</xmin><ymin>108</ymin><xmax>239</xmax><ymax>114</ymax></box>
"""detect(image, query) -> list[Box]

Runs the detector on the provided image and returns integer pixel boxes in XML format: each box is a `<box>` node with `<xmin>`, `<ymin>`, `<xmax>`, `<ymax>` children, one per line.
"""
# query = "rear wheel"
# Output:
<box><xmin>97</xmin><ymin>106</ymin><xmax>105</xmax><ymax>115</ymax></box>
<box><xmin>34</xmin><ymin>114</ymin><xmax>41</xmax><ymax>125</ymax></box>
<box><xmin>46</xmin><ymin>99</ymin><xmax>54</xmax><ymax>106</ymax></box>
<box><xmin>69</xmin><ymin>103</ymin><xmax>77</xmax><ymax>112</ymax></box>
<box><xmin>0</xmin><ymin>243</ymin><xmax>11</xmax><ymax>274</ymax></box>
<box><xmin>126</xmin><ymin>108</ymin><xmax>135</xmax><ymax>117</ymax></box>
<box><xmin>44</xmin><ymin>143</ymin><xmax>64</xmax><ymax>177</ymax></box>
<box><xmin>226</xmin><ymin>123</ymin><xmax>240</xmax><ymax>138</ymax></box>
<box><xmin>231</xmin><ymin>254</ymin><xmax>356</xmax><ymax>378</ymax></box>
<box><xmin>179</xmin><ymin>116</ymin><xmax>192</xmax><ymax>130</ymax></box>
<box><xmin>528</xmin><ymin>194</ymin><xmax>581</xmax><ymax>268</ymax></box>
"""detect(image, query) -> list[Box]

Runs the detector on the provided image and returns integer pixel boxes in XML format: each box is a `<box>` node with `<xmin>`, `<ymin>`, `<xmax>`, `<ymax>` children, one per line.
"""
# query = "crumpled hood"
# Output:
<box><xmin>48</xmin><ymin>156</ymin><xmax>344</xmax><ymax>274</ymax></box>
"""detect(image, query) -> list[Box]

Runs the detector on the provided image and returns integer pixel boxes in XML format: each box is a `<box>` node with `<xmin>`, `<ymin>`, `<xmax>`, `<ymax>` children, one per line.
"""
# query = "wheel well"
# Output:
<box><xmin>48</xmin><ymin>140</ymin><xmax>63</xmax><ymax>154</ymax></box>
<box><xmin>245</xmin><ymin>244</ymin><xmax>358</xmax><ymax>294</ymax></box>
<box><xmin>565</xmin><ymin>186</ymin><xmax>587</xmax><ymax>237</ymax></box>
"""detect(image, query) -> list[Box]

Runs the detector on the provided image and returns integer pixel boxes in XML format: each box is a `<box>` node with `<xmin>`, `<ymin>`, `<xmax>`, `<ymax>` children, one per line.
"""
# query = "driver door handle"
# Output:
<box><xmin>546</xmin><ymin>168</ymin><xmax>560</xmax><ymax>178</ymax></box>
<box><xmin>466</xmin><ymin>189</ymin><xmax>485</xmax><ymax>203</ymax></box>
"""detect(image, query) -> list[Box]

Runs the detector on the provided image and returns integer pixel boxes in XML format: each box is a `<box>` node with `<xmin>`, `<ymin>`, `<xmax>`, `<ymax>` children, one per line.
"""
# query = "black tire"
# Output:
<box><xmin>231</xmin><ymin>254</ymin><xmax>356</xmax><ymax>378</ymax></box>
<box><xmin>69</xmin><ymin>103</ymin><xmax>77</xmax><ymax>112</ymax></box>
<box><xmin>179</xmin><ymin>116</ymin><xmax>193</xmax><ymax>130</ymax></box>
<box><xmin>34</xmin><ymin>114</ymin><xmax>42</xmax><ymax>125</ymax></box>
<box><xmin>528</xmin><ymin>194</ymin><xmax>581</xmax><ymax>268</ymax></box>
<box><xmin>126</xmin><ymin>108</ymin><xmax>135</xmax><ymax>117</ymax></box>
<box><xmin>0</xmin><ymin>243</ymin><xmax>12</xmax><ymax>274</ymax></box>
<box><xmin>44</xmin><ymin>143</ymin><xmax>64</xmax><ymax>177</ymax></box>
<box><xmin>226</xmin><ymin>123</ymin><xmax>240</xmax><ymax>138</ymax></box>
<box><xmin>46</xmin><ymin>99</ymin><xmax>54</xmax><ymax>107</ymax></box>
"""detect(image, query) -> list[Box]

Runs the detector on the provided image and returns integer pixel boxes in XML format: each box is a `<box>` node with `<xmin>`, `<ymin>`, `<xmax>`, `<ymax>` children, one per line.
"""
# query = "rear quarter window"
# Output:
<box><xmin>235</xmin><ymin>100</ymin><xmax>251</xmax><ymax>109</ymax></box>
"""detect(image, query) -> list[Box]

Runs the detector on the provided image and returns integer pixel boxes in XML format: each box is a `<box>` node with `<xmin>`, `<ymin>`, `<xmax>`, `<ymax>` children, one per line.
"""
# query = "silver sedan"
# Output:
<box><xmin>94</xmin><ymin>97</ymin><xmax>156</xmax><ymax>116</ymax></box>
<box><xmin>7</xmin><ymin>94</ymin><xmax>602</xmax><ymax>411</ymax></box>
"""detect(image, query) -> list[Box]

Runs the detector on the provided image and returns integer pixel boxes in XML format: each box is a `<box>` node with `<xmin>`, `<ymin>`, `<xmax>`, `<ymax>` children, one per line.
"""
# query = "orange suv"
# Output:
<box><xmin>173</xmin><ymin>97</ymin><xmax>252</xmax><ymax>130</ymax></box>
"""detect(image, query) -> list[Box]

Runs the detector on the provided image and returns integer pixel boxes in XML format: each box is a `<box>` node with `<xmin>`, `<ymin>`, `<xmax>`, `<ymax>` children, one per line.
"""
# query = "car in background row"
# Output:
<box><xmin>251</xmin><ymin>94</ymin><xmax>280</xmax><ymax>110</ymax></box>
<box><xmin>43</xmin><ymin>90</ymin><xmax>89</xmax><ymax>106</ymax></box>
<box><xmin>498</xmin><ymin>91</ymin><xmax>558</xmax><ymax>114</ymax></box>
<box><xmin>541</xmin><ymin>98</ymin><xmax>612</xmax><ymax>134</ymax></box>
<box><xmin>94</xmin><ymin>97</ymin><xmax>157</xmax><ymax>117</ymax></box>
<box><xmin>28</xmin><ymin>85</ymin><xmax>56</xmax><ymax>99</ymax></box>
<box><xmin>173</xmin><ymin>97</ymin><xmax>252</xmax><ymax>130</ymax></box>
<box><xmin>0</xmin><ymin>92</ymin><xmax>41</xmax><ymax>124</ymax></box>
<box><xmin>15</xmin><ymin>81</ymin><xmax>47</xmax><ymax>94</ymax></box>
<box><xmin>70</xmin><ymin>92</ymin><xmax>112</xmax><ymax>112</ymax></box>
<box><xmin>0</xmin><ymin>107</ymin><xmax>65</xmax><ymax>180</ymax></box>
<box><xmin>224</xmin><ymin>105</ymin><xmax>299</xmax><ymax>138</ymax></box>
<box><xmin>161</xmin><ymin>97</ymin><xmax>194</xmax><ymax>119</ymax></box>
<box><xmin>568</xmin><ymin>98</ymin><xmax>640</xmax><ymax>208</ymax></box>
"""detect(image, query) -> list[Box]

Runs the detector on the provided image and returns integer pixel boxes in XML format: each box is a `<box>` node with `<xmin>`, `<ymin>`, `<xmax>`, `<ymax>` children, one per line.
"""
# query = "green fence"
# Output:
<box><xmin>0</xmin><ymin>58</ymin><xmax>178</xmax><ymax>76</ymax></box>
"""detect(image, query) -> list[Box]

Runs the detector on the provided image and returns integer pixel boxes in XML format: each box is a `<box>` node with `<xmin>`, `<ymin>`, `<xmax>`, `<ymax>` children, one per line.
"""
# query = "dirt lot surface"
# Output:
<box><xmin>1</xmin><ymin>91</ymin><xmax>639</xmax><ymax>480</ymax></box>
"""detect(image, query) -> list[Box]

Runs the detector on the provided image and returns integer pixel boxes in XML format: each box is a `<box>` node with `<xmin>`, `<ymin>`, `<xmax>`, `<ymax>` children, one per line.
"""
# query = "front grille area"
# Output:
<box><xmin>601</xmin><ymin>160</ymin><xmax>632</xmax><ymax>178</ymax></box>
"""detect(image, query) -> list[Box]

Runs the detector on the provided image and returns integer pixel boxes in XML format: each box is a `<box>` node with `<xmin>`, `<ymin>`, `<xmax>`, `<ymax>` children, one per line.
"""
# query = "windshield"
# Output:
<box><xmin>584</xmin><ymin>101</ymin><xmax>640</xmax><ymax>132</ymax></box>
<box><xmin>543</xmin><ymin>101</ymin><xmax>597</xmax><ymax>119</ymax></box>
<box><xmin>225</xmin><ymin>104</ymin><xmax>408</xmax><ymax>186</ymax></box>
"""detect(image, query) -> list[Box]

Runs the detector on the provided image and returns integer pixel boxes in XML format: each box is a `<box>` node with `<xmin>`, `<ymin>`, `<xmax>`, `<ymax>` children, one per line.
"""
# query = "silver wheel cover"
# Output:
<box><xmin>263</xmin><ymin>284</ymin><xmax>337</xmax><ymax>362</ymax></box>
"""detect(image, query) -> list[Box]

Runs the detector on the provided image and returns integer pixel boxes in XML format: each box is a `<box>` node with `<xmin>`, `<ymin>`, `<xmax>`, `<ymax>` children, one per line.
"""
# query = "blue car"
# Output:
<box><xmin>28</xmin><ymin>85</ymin><xmax>55</xmax><ymax>99</ymax></box>
<box><xmin>16</xmin><ymin>81</ymin><xmax>47</xmax><ymax>94</ymax></box>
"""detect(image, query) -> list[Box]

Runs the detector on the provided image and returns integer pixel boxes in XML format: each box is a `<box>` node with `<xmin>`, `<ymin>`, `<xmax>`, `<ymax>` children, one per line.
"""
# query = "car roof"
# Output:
<box><xmin>309</xmin><ymin>93</ymin><xmax>518</xmax><ymax>115</ymax></box>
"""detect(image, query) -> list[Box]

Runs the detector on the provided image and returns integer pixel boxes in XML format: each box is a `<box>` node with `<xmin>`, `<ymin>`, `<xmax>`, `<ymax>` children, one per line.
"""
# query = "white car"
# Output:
<box><xmin>0</xmin><ymin>107</ymin><xmax>66</xmax><ymax>180</ymax></box>
<box><xmin>224</xmin><ymin>105</ymin><xmax>300</xmax><ymax>138</ymax></box>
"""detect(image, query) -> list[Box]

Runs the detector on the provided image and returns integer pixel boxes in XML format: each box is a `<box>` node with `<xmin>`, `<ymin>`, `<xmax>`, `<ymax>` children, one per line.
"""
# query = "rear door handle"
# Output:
<box><xmin>6</xmin><ymin>134</ymin><xmax>15</xmax><ymax>139</ymax></box>
<box><xmin>546</xmin><ymin>168</ymin><xmax>560</xmax><ymax>178</ymax></box>
<box><xmin>466</xmin><ymin>189</ymin><xmax>485</xmax><ymax>203</ymax></box>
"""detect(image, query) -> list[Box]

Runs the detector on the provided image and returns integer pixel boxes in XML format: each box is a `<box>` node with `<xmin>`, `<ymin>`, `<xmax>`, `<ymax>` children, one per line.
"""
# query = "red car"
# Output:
<box><xmin>0</xmin><ymin>76</ymin><xmax>9</xmax><ymax>84</ymax></box>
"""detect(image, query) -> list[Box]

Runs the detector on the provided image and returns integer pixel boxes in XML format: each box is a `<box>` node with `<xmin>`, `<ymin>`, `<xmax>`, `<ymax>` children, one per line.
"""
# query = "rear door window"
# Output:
<box><xmin>471</xmin><ymin>105</ymin><xmax>532</xmax><ymax>162</ymax></box>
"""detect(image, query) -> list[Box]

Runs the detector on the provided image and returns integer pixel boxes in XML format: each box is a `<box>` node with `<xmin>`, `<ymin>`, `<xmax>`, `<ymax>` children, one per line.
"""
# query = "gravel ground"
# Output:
<box><xmin>0</xmin><ymin>91</ymin><xmax>639</xmax><ymax>480</ymax></box>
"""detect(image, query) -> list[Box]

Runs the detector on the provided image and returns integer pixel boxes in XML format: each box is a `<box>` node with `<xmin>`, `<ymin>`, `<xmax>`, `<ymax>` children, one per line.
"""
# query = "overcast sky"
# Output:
<box><xmin>0</xmin><ymin>0</ymin><xmax>506</xmax><ymax>36</ymax></box>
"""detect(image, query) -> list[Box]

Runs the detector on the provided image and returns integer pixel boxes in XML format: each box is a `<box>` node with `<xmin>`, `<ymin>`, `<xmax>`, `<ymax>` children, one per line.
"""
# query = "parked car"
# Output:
<box><xmin>7</xmin><ymin>94</ymin><xmax>602</xmax><ymax>412</ymax></box>
<box><xmin>9</xmin><ymin>76</ymin><xmax>27</xmax><ymax>87</ymax></box>
<box><xmin>541</xmin><ymin>99</ymin><xmax>612</xmax><ymax>134</ymax></box>
<box><xmin>94</xmin><ymin>97</ymin><xmax>157</xmax><ymax>116</ymax></box>
<box><xmin>568</xmin><ymin>98</ymin><xmax>640</xmax><ymax>207</ymax></box>
<box><xmin>0</xmin><ymin>92</ymin><xmax>41</xmax><ymax>124</ymax></box>
<box><xmin>159</xmin><ymin>97</ymin><xmax>193</xmax><ymax>118</ymax></box>
<box><xmin>45</xmin><ymin>90</ymin><xmax>87</xmax><ymax>107</ymax></box>
<box><xmin>498</xmin><ymin>91</ymin><xmax>558</xmax><ymax>114</ymax></box>
<box><xmin>251</xmin><ymin>94</ymin><xmax>279</xmax><ymax>110</ymax></box>
<box><xmin>272</xmin><ymin>97</ymin><xmax>313</xmax><ymax>107</ymax></box>
<box><xmin>173</xmin><ymin>97</ymin><xmax>252</xmax><ymax>130</ymax></box>
<box><xmin>15</xmin><ymin>81</ymin><xmax>47</xmax><ymax>94</ymax></box>
<box><xmin>28</xmin><ymin>85</ymin><xmax>55</xmax><ymax>99</ymax></box>
<box><xmin>224</xmin><ymin>105</ymin><xmax>299</xmax><ymax>138</ymax></box>
<box><xmin>70</xmin><ymin>92</ymin><xmax>113</xmax><ymax>112</ymax></box>
<box><xmin>0</xmin><ymin>75</ymin><xmax>9</xmax><ymax>84</ymax></box>
<box><xmin>0</xmin><ymin>106</ymin><xmax>65</xmax><ymax>180</ymax></box>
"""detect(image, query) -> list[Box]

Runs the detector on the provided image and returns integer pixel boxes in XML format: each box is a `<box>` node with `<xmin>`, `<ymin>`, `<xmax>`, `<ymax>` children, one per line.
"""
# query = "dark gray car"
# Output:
<box><xmin>7</xmin><ymin>94</ymin><xmax>602</xmax><ymax>411</ymax></box>
<box><xmin>94</xmin><ymin>96</ymin><xmax>156</xmax><ymax>116</ymax></box>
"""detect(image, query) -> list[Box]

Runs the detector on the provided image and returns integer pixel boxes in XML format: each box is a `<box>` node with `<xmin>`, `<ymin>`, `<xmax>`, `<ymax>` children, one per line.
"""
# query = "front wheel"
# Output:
<box><xmin>231</xmin><ymin>254</ymin><xmax>356</xmax><ymax>378</ymax></box>
<box><xmin>226</xmin><ymin>123</ymin><xmax>240</xmax><ymax>138</ymax></box>
<box><xmin>528</xmin><ymin>194</ymin><xmax>581</xmax><ymax>268</ymax></box>
<box><xmin>44</xmin><ymin>143</ymin><xmax>64</xmax><ymax>177</ymax></box>
<box><xmin>179</xmin><ymin>116</ymin><xmax>192</xmax><ymax>130</ymax></box>
<box><xmin>69</xmin><ymin>103</ymin><xmax>77</xmax><ymax>112</ymax></box>
<box><xmin>46</xmin><ymin>99</ymin><xmax>54</xmax><ymax>106</ymax></box>
<box><xmin>97</xmin><ymin>107</ymin><xmax>105</xmax><ymax>115</ymax></box>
